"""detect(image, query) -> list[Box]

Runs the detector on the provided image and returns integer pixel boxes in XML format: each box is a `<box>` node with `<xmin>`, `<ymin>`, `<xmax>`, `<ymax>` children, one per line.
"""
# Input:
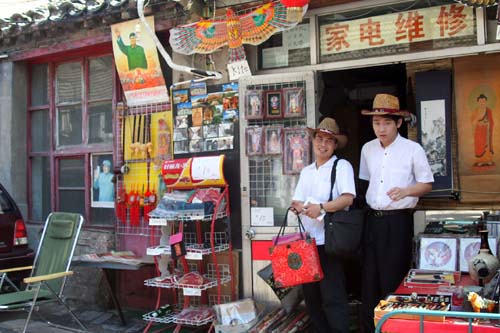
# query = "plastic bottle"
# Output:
<box><xmin>150</xmin><ymin>304</ymin><xmax>172</xmax><ymax>318</ymax></box>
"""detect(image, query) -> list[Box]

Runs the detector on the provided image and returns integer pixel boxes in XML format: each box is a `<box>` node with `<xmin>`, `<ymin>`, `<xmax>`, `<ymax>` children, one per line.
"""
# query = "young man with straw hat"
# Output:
<box><xmin>291</xmin><ymin>117</ymin><xmax>356</xmax><ymax>333</ymax></box>
<box><xmin>359</xmin><ymin>94</ymin><xmax>434</xmax><ymax>332</ymax></box>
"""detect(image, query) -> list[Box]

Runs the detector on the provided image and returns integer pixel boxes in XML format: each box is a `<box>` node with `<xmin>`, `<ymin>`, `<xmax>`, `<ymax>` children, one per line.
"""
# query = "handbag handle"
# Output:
<box><xmin>328</xmin><ymin>158</ymin><xmax>342</xmax><ymax>201</ymax></box>
<box><xmin>273</xmin><ymin>207</ymin><xmax>306</xmax><ymax>246</ymax></box>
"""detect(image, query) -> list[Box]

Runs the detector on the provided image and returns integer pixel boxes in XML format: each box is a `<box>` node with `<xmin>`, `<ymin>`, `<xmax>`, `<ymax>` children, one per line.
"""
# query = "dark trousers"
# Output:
<box><xmin>360</xmin><ymin>212</ymin><xmax>413</xmax><ymax>333</ymax></box>
<box><xmin>302</xmin><ymin>245</ymin><xmax>349</xmax><ymax>333</ymax></box>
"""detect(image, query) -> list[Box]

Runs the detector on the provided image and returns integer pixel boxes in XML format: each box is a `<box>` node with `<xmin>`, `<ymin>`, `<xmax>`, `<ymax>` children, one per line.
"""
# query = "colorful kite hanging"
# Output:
<box><xmin>169</xmin><ymin>1</ymin><xmax>308</xmax><ymax>63</ymax></box>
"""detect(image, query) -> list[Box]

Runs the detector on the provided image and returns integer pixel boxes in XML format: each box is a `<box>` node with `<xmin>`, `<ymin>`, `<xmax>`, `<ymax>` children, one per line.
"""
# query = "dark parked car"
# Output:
<box><xmin>0</xmin><ymin>183</ymin><xmax>35</xmax><ymax>291</ymax></box>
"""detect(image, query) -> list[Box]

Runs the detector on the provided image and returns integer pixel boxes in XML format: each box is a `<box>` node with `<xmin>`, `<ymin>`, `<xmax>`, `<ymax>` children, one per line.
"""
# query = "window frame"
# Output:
<box><xmin>27</xmin><ymin>52</ymin><xmax>118</xmax><ymax>226</ymax></box>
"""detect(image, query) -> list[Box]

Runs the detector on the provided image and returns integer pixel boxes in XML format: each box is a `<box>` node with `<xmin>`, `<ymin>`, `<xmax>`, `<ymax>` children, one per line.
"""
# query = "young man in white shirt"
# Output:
<box><xmin>292</xmin><ymin>117</ymin><xmax>356</xmax><ymax>333</ymax></box>
<box><xmin>358</xmin><ymin>94</ymin><xmax>434</xmax><ymax>332</ymax></box>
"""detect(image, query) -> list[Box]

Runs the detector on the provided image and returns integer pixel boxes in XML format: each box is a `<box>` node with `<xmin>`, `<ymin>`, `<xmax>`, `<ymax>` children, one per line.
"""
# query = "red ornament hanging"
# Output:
<box><xmin>280</xmin><ymin>0</ymin><xmax>309</xmax><ymax>22</ymax></box>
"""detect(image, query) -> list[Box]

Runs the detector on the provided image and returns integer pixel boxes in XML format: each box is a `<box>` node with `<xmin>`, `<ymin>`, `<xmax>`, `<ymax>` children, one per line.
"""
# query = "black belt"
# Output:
<box><xmin>367</xmin><ymin>209</ymin><xmax>412</xmax><ymax>217</ymax></box>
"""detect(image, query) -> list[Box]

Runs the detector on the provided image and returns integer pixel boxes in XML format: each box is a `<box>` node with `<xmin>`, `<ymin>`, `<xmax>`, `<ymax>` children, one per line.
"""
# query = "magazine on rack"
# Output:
<box><xmin>73</xmin><ymin>250</ymin><xmax>145</xmax><ymax>266</ymax></box>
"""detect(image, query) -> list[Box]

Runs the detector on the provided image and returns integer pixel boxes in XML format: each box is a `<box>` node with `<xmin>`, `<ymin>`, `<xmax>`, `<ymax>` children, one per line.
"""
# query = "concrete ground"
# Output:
<box><xmin>0</xmin><ymin>303</ymin><xmax>161</xmax><ymax>333</ymax></box>
<box><xmin>0</xmin><ymin>302</ymin><xmax>219</xmax><ymax>333</ymax></box>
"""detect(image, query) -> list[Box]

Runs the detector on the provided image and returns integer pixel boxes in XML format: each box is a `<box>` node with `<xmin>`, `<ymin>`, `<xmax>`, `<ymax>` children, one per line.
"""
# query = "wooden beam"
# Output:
<box><xmin>10</xmin><ymin>34</ymin><xmax>112</xmax><ymax>62</ymax></box>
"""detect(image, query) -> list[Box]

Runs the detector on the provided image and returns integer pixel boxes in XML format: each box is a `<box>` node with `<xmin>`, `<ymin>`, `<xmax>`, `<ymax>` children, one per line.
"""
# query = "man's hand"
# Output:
<box><xmin>115</xmin><ymin>29</ymin><xmax>121</xmax><ymax>38</ymax></box>
<box><xmin>291</xmin><ymin>201</ymin><xmax>304</xmax><ymax>215</ymax></box>
<box><xmin>387</xmin><ymin>187</ymin><xmax>407</xmax><ymax>201</ymax></box>
<box><xmin>302</xmin><ymin>202</ymin><xmax>321</xmax><ymax>219</ymax></box>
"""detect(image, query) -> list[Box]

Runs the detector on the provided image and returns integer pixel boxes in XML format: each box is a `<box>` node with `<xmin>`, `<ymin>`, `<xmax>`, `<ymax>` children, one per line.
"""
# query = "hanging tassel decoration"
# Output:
<box><xmin>129</xmin><ymin>185</ymin><xmax>140</xmax><ymax>227</ymax></box>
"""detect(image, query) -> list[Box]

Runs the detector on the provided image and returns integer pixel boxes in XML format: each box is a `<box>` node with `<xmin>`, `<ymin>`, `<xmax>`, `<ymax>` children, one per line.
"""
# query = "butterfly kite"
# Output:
<box><xmin>169</xmin><ymin>2</ymin><xmax>308</xmax><ymax>63</ymax></box>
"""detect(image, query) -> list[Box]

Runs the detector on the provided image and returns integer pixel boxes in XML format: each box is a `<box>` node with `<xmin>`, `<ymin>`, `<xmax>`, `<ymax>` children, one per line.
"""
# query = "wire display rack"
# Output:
<box><xmin>113</xmin><ymin>101</ymin><xmax>172</xmax><ymax>250</ymax></box>
<box><xmin>143</xmin><ymin>181</ymin><xmax>235</xmax><ymax>332</ymax></box>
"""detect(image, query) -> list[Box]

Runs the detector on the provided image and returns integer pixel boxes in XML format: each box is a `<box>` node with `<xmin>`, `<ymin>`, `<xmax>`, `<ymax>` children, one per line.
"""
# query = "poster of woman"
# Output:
<box><xmin>91</xmin><ymin>153</ymin><xmax>115</xmax><ymax>208</ymax></box>
<box><xmin>455</xmin><ymin>54</ymin><xmax>500</xmax><ymax>202</ymax></box>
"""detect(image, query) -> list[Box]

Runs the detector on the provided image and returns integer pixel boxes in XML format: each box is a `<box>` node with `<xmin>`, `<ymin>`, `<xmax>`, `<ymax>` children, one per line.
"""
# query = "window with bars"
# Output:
<box><xmin>245</xmin><ymin>81</ymin><xmax>308</xmax><ymax>224</ymax></box>
<box><xmin>28</xmin><ymin>55</ymin><xmax>116</xmax><ymax>225</ymax></box>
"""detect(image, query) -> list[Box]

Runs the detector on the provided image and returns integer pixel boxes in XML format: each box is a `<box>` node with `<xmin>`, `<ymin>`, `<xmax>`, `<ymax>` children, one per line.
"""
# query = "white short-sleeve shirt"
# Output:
<box><xmin>359</xmin><ymin>134</ymin><xmax>434</xmax><ymax>210</ymax></box>
<box><xmin>293</xmin><ymin>156</ymin><xmax>356</xmax><ymax>245</ymax></box>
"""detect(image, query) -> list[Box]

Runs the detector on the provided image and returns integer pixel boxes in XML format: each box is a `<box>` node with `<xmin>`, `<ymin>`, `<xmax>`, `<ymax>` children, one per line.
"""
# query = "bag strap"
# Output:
<box><xmin>328</xmin><ymin>158</ymin><xmax>342</xmax><ymax>201</ymax></box>
<box><xmin>274</xmin><ymin>207</ymin><xmax>306</xmax><ymax>246</ymax></box>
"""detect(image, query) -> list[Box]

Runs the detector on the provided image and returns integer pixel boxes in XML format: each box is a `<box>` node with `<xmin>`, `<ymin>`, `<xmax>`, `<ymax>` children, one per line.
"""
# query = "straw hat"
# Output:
<box><xmin>306</xmin><ymin>117</ymin><xmax>348</xmax><ymax>149</ymax></box>
<box><xmin>361</xmin><ymin>94</ymin><xmax>412</xmax><ymax>118</ymax></box>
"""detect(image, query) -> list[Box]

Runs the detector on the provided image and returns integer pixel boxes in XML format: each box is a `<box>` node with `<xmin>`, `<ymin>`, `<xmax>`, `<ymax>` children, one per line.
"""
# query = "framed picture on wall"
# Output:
<box><xmin>283</xmin><ymin>87</ymin><xmax>305</xmax><ymax>118</ymax></box>
<box><xmin>264</xmin><ymin>126</ymin><xmax>282</xmax><ymax>155</ymax></box>
<box><xmin>244</xmin><ymin>90</ymin><xmax>263</xmax><ymax>120</ymax></box>
<box><xmin>264</xmin><ymin>90</ymin><xmax>283</xmax><ymax>119</ymax></box>
<box><xmin>246</xmin><ymin>127</ymin><xmax>263</xmax><ymax>156</ymax></box>
<box><xmin>458</xmin><ymin>237</ymin><xmax>497</xmax><ymax>272</ymax></box>
<box><xmin>91</xmin><ymin>153</ymin><xmax>115</xmax><ymax>208</ymax></box>
<box><xmin>418</xmin><ymin>237</ymin><xmax>457</xmax><ymax>271</ymax></box>
<box><xmin>283</xmin><ymin>128</ymin><xmax>309</xmax><ymax>174</ymax></box>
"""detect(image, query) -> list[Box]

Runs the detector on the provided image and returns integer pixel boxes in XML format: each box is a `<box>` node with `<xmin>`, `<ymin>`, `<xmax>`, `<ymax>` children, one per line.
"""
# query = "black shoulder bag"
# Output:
<box><xmin>324</xmin><ymin>158</ymin><xmax>365</xmax><ymax>259</ymax></box>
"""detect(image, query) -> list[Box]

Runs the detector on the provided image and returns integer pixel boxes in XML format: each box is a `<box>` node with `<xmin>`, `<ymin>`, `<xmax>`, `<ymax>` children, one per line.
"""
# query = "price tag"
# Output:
<box><xmin>251</xmin><ymin>207</ymin><xmax>274</xmax><ymax>226</ymax></box>
<box><xmin>149</xmin><ymin>218</ymin><xmax>167</xmax><ymax>226</ymax></box>
<box><xmin>227</xmin><ymin>60</ymin><xmax>251</xmax><ymax>80</ymax></box>
<box><xmin>185</xmin><ymin>252</ymin><xmax>203</xmax><ymax>260</ymax></box>
<box><xmin>183</xmin><ymin>288</ymin><xmax>202</xmax><ymax>296</ymax></box>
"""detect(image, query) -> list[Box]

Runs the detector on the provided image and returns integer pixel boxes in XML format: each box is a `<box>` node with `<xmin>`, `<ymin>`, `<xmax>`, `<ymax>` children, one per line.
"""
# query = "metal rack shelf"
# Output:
<box><xmin>146</xmin><ymin>243</ymin><xmax>230</xmax><ymax>257</ymax></box>
<box><xmin>149</xmin><ymin>210</ymin><xmax>228</xmax><ymax>225</ymax></box>
<box><xmin>143</xmin><ymin>183</ymin><xmax>235</xmax><ymax>333</ymax></box>
<box><xmin>144</xmin><ymin>273</ymin><xmax>231</xmax><ymax>290</ymax></box>
<box><xmin>142</xmin><ymin>307</ymin><xmax>215</xmax><ymax>326</ymax></box>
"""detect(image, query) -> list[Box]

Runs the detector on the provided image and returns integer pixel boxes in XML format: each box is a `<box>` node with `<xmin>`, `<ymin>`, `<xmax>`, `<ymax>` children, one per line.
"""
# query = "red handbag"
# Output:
<box><xmin>269</xmin><ymin>208</ymin><xmax>324</xmax><ymax>288</ymax></box>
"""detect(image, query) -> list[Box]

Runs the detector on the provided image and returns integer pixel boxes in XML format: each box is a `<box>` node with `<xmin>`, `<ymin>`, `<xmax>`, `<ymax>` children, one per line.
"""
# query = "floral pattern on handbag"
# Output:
<box><xmin>269</xmin><ymin>207</ymin><xmax>324</xmax><ymax>288</ymax></box>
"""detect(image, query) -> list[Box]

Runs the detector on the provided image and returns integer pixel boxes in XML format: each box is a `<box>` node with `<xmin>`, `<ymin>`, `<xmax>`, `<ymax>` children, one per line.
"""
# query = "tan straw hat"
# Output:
<box><xmin>306</xmin><ymin>117</ymin><xmax>348</xmax><ymax>149</ymax></box>
<box><xmin>361</xmin><ymin>94</ymin><xmax>412</xmax><ymax>118</ymax></box>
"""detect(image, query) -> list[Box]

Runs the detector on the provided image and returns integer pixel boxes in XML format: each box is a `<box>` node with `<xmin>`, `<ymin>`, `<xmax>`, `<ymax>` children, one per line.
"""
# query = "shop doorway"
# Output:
<box><xmin>319</xmin><ymin>63</ymin><xmax>408</xmax><ymax>176</ymax></box>
<box><xmin>318</xmin><ymin>63</ymin><xmax>408</xmax><ymax>300</ymax></box>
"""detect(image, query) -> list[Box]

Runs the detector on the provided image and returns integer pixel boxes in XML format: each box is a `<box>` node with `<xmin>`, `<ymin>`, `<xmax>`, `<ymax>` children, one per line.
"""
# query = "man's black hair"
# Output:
<box><xmin>371</xmin><ymin>114</ymin><xmax>401</xmax><ymax>122</ymax></box>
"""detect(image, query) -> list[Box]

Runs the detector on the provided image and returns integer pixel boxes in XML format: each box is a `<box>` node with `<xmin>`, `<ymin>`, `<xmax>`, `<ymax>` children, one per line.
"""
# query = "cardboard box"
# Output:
<box><xmin>213</xmin><ymin>300</ymin><xmax>264</xmax><ymax>333</ymax></box>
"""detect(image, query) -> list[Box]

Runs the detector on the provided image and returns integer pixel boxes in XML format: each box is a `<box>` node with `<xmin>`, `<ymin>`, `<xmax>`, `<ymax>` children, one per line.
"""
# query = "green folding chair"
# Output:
<box><xmin>0</xmin><ymin>212</ymin><xmax>88</xmax><ymax>333</ymax></box>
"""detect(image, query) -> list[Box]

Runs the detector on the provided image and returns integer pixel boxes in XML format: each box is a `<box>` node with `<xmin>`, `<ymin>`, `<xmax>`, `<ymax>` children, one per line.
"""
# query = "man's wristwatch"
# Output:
<box><xmin>319</xmin><ymin>203</ymin><xmax>326</xmax><ymax>215</ymax></box>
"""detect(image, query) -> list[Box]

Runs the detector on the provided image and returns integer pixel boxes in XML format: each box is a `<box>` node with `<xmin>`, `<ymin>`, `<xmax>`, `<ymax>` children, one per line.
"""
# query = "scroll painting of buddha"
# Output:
<box><xmin>455</xmin><ymin>54</ymin><xmax>500</xmax><ymax>202</ymax></box>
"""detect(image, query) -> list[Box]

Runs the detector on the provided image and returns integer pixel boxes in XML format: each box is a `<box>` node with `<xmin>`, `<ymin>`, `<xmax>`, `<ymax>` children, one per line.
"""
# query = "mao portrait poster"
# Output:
<box><xmin>112</xmin><ymin>18</ymin><xmax>169</xmax><ymax>106</ymax></box>
<box><xmin>455</xmin><ymin>55</ymin><xmax>500</xmax><ymax>202</ymax></box>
